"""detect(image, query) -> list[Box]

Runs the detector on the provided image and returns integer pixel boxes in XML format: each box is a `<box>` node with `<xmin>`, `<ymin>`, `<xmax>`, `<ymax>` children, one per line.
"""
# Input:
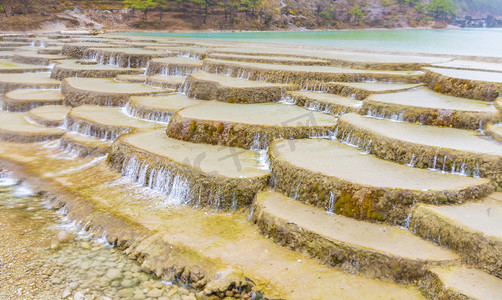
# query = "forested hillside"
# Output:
<box><xmin>0</xmin><ymin>0</ymin><xmax>499</xmax><ymax>31</ymax></box>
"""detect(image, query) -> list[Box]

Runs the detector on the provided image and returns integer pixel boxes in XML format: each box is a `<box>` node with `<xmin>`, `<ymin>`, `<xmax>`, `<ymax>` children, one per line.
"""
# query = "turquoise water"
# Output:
<box><xmin>117</xmin><ymin>29</ymin><xmax>502</xmax><ymax>57</ymax></box>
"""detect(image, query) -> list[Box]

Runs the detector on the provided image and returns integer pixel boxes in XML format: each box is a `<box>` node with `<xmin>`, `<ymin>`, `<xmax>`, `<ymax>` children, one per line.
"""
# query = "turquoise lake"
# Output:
<box><xmin>117</xmin><ymin>29</ymin><xmax>502</xmax><ymax>58</ymax></box>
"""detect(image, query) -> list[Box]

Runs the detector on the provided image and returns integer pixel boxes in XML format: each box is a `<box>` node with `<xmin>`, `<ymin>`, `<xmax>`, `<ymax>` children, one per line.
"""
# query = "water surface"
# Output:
<box><xmin>118</xmin><ymin>29</ymin><xmax>502</xmax><ymax>58</ymax></box>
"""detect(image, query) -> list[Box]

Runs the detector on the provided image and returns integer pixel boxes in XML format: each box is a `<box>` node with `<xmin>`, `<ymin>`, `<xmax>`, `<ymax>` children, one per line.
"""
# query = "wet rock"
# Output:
<box><xmin>137</xmin><ymin>273</ymin><xmax>149</xmax><ymax>283</ymax></box>
<box><xmin>204</xmin><ymin>269</ymin><xmax>247</xmax><ymax>294</ymax></box>
<box><xmin>117</xmin><ymin>288</ymin><xmax>135</xmax><ymax>297</ymax></box>
<box><xmin>121</xmin><ymin>279</ymin><xmax>133</xmax><ymax>288</ymax></box>
<box><xmin>79</xmin><ymin>261</ymin><xmax>91</xmax><ymax>270</ymax></box>
<box><xmin>133</xmin><ymin>294</ymin><xmax>146</xmax><ymax>300</ymax></box>
<box><xmin>178</xmin><ymin>287</ymin><xmax>190</xmax><ymax>295</ymax></box>
<box><xmin>146</xmin><ymin>288</ymin><xmax>163</xmax><ymax>297</ymax></box>
<box><xmin>51</xmin><ymin>277</ymin><xmax>63</xmax><ymax>284</ymax></box>
<box><xmin>80</xmin><ymin>242</ymin><xmax>91</xmax><ymax>250</ymax></box>
<box><xmin>69</xmin><ymin>281</ymin><xmax>79</xmax><ymax>290</ymax></box>
<box><xmin>193</xmin><ymin>279</ymin><xmax>207</xmax><ymax>289</ymax></box>
<box><xmin>57</xmin><ymin>231</ymin><xmax>73</xmax><ymax>243</ymax></box>
<box><xmin>73</xmin><ymin>292</ymin><xmax>87</xmax><ymax>300</ymax></box>
<box><xmin>62</xmin><ymin>289</ymin><xmax>71</xmax><ymax>299</ymax></box>
<box><xmin>105</xmin><ymin>268</ymin><xmax>122</xmax><ymax>281</ymax></box>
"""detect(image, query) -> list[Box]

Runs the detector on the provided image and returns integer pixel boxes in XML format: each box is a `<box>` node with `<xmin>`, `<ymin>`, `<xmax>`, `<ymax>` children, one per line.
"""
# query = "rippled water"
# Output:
<box><xmin>0</xmin><ymin>174</ymin><xmax>196</xmax><ymax>300</ymax></box>
<box><xmin>117</xmin><ymin>28</ymin><xmax>502</xmax><ymax>58</ymax></box>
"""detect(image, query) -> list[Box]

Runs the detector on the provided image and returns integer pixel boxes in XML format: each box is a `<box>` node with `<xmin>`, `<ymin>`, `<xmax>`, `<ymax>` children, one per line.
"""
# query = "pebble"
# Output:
<box><xmin>171</xmin><ymin>294</ymin><xmax>182</xmax><ymax>300</ymax></box>
<box><xmin>121</xmin><ymin>279</ymin><xmax>134</xmax><ymax>288</ymax></box>
<box><xmin>69</xmin><ymin>281</ymin><xmax>79</xmax><ymax>290</ymax></box>
<box><xmin>80</xmin><ymin>242</ymin><xmax>91</xmax><ymax>250</ymax></box>
<box><xmin>74</xmin><ymin>292</ymin><xmax>86</xmax><ymax>300</ymax></box>
<box><xmin>178</xmin><ymin>287</ymin><xmax>189</xmax><ymax>295</ymax></box>
<box><xmin>57</xmin><ymin>231</ymin><xmax>72</xmax><ymax>243</ymax></box>
<box><xmin>133</xmin><ymin>294</ymin><xmax>146</xmax><ymax>300</ymax></box>
<box><xmin>62</xmin><ymin>289</ymin><xmax>71</xmax><ymax>299</ymax></box>
<box><xmin>105</xmin><ymin>268</ymin><xmax>122</xmax><ymax>281</ymax></box>
<box><xmin>0</xmin><ymin>186</ymin><xmax>196</xmax><ymax>300</ymax></box>
<box><xmin>117</xmin><ymin>288</ymin><xmax>135</xmax><ymax>297</ymax></box>
<box><xmin>51</xmin><ymin>277</ymin><xmax>62</xmax><ymax>284</ymax></box>
<box><xmin>146</xmin><ymin>288</ymin><xmax>163</xmax><ymax>297</ymax></box>
<box><xmin>167</xmin><ymin>288</ymin><xmax>178</xmax><ymax>297</ymax></box>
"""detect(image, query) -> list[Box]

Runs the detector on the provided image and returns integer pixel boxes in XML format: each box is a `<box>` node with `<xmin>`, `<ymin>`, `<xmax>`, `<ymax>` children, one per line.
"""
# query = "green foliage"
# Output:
<box><xmin>414</xmin><ymin>2</ymin><xmax>426</xmax><ymax>14</ymax></box>
<box><xmin>380</xmin><ymin>0</ymin><xmax>395</xmax><ymax>7</ymax></box>
<box><xmin>124</xmin><ymin>0</ymin><xmax>156</xmax><ymax>12</ymax></box>
<box><xmin>348</xmin><ymin>3</ymin><xmax>364</xmax><ymax>21</ymax></box>
<box><xmin>426</xmin><ymin>0</ymin><xmax>456</xmax><ymax>21</ymax></box>
<box><xmin>319</xmin><ymin>9</ymin><xmax>333</xmax><ymax>20</ymax></box>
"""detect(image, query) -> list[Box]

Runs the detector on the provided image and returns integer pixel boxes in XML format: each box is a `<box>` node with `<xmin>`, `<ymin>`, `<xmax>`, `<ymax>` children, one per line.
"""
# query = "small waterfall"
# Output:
<box><xmin>124</xmin><ymin>103</ymin><xmax>172</xmax><ymax>124</ymax></box>
<box><xmin>250</xmin><ymin>133</ymin><xmax>267</xmax><ymax>150</ymax></box>
<box><xmin>0</xmin><ymin>171</ymin><xmax>19</xmax><ymax>187</ymax></box>
<box><xmin>160</xmin><ymin>66</ymin><xmax>200</xmax><ymax>77</ymax></box>
<box><xmin>402</xmin><ymin>212</ymin><xmax>412</xmax><ymax>229</ymax></box>
<box><xmin>478</xmin><ymin>120</ymin><xmax>485</xmax><ymax>134</ymax></box>
<box><xmin>121</xmin><ymin>156</ymin><xmax>191</xmax><ymax>204</ymax></box>
<box><xmin>428</xmin><ymin>154</ymin><xmax>479</xmax><ymax>177</ymax></box>
<box><xmin>279</xmin><ymin>95</ymin><xmax>297</xmax><ymax>105</ymax></box>
<box><xmin>326</xmin><ymin>192</ymin><xmax>335</xmax><ymax>214</ymax></box>
<box><xmin>337</xmin><ymin>129</ymin><xmax>372</xmax><ymax>151</ymax></box>
<box><xmin>118</xmin><ymin>155</ymin><xmax>217</xmax><ymax>207</ymax></box>
<box><xmin>62</xmin><ymin>118</ymin><xmax>130</xmax><ymax>141</ymax></box>
<box><xmin>406</xmin><ymin>154</ymin><xmax>415</xmax><ymax>167</ymax></box>
<box><xmin>53</xmin><ymin>209</ymin><xmax>114</xmax><ymax>248</ymax></box>
<box><xmin>143</xmin><ymin>61</ymin><xmax>150</xmax><ymax>76</ymax></box>
<box><xmin>306</xmin><ymin>101</ymin><xmax>321</xmax><ymax>111</ymax></box>
<box><xmin>57</xmin><ymin>139</ymin><xmax>85</xmax><ymax>158</ymax></box>
<box><xmin>308</xmin><ymin>128</ymin><xmax>337</xmax><ymax>140</ymax></box>
<box><xmin>473</xmin><ymin>163</ymin><xmax>480</xmax><ymax>178</ymax></box>
<box><xmin>181</xmin><ymin>79</ymin><xmax>191</xmax><ymax>95</ymax></box>
<box><xmin>176</xmin><ymin>52</ymin><xmax>201</xmax><ymax>60</ymax></box>
<box><xmin>109</xmin><ymin>54</ymin><xmax>118</xmax><ymax>66</ymax></box>
<box><xmin>365</xmin><ymin>109</ymin><xmax>405</xmax><ymax>123</ymax></box>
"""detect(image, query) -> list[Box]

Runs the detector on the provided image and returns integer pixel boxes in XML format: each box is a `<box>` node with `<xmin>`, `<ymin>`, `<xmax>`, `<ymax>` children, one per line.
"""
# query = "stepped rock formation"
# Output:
<box><xmin>0</xmin><ymin>32</ymin><xmax>502</xmax><ymax>300</ymax></box>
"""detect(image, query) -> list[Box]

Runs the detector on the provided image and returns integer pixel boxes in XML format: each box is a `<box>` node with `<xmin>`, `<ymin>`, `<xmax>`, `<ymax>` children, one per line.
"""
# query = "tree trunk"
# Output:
<box><xmin>224</xmin><ymin>2</ymin><xmax>229</xmax><ymax>28</ymax></box>
<box><xmin>203</xmin><ymin>5</ymin><xmax>208</xmax><ymax>24</ymax></box>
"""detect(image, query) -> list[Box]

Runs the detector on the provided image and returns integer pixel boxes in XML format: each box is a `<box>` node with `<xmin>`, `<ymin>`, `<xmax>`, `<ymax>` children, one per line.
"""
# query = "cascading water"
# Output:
<box><xmin>62</xmin><ymin>117</ymin><xmax>130</xmax><ymax>141</ymax></box>
<box><xmin>124</xmin><ymin>103</ymin><xmax>172</xmax><ymax>124</ymax></box>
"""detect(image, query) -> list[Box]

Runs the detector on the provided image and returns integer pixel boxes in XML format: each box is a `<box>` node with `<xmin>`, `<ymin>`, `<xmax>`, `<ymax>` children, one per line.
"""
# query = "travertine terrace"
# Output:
<box><xmin>1</xmin><ymin>32</ymin><xmax>501</xmax><ymax>300</ymax></box>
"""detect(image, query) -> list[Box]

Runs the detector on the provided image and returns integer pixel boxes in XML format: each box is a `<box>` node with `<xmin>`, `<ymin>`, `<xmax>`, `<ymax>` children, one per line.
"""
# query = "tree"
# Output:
<box><xmin>348</xmin><ymin>3</ymin><xmax>364</xmax><ymax>24</ymax></box>
<box><xmin>427</xmin><ymin>0</ymin><xmax>456</xmax><ymax>22</ymax></box>
<box><xmin>124</xmin><ymin>0</ymin><xmax>157</xmax><ymax>23</ymax></box>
